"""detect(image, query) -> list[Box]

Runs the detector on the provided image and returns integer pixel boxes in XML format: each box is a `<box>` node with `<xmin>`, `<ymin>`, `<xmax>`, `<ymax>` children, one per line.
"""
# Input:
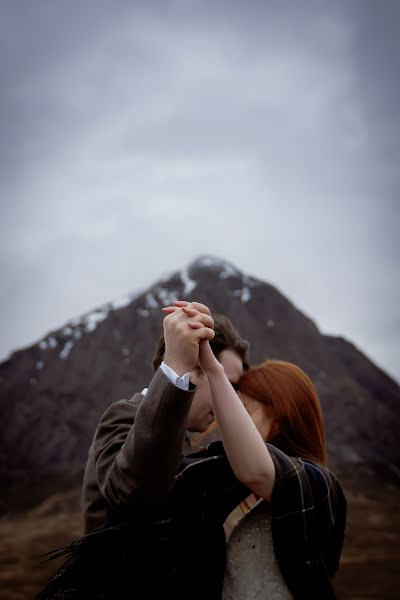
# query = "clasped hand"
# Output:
<box><xmin>162</xmin><ymin>300</ymin><xmax>220</xmax><ymax>375</ymax></box>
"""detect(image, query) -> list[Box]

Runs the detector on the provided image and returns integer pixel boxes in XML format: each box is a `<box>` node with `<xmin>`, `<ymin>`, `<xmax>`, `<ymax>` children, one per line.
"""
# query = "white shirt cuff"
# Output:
<box><xmin>160</xmin><ymin>361</ymin><xmax>191</xmax><ymax>391</ymax></box>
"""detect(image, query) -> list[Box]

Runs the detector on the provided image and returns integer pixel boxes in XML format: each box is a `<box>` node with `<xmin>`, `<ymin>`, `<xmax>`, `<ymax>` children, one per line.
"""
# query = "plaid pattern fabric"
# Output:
<box><xmin>36</xmin><ymin>442</ymin><xmax>346</xmax><ymax>600</ymax></box>
<box><xmin>188</xmin><ymin>441</ymin><xmax>346</xmax><ymax>599</ymax></box>
<box><xmin>267</xmin><ymin>444</ymin><xmax>347</xmax><ymax>598</ymax></box>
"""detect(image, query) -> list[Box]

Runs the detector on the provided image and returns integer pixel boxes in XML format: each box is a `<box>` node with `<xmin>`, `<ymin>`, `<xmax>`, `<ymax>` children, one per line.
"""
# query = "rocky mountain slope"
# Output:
<box><xmin>1</xmin><ymin>255</ymin><xmax>399</xmax><ymax>515</ymax></box>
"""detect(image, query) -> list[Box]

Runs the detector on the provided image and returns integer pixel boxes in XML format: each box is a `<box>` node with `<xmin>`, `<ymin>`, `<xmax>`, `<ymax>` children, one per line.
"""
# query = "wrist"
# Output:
<box><xmin>163</xmin><ymin>354</ymin><xmax>193</xmax><ymax>377</ymax></box>
<box><xmin>203</xmin><ymin>361</ymin><xmax>224</xmax><ymax>377</ymax></box>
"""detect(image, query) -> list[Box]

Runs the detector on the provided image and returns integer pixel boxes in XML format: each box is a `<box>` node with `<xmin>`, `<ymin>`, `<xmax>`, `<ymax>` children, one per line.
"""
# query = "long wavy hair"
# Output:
<box><xmin>238</xmin><ymin>360</ymin><xmax>327</xmax><ymax>465</ymax></box>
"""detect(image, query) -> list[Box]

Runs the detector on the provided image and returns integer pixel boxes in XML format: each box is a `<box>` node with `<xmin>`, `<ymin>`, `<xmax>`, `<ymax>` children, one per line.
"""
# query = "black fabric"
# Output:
<box><xmin>268</xmin><ymin>450</ymin><xmax>346</xmax><ymax>599</ymax></box>
<box><xmin>36</xmin><ymin>520</ymin><xmax>226</xmax><ymax>600</ymax></box>
<box><xmin>35</xmin><ymin>526</ymin><xmax>137</xmax><ymax>599</ymax></box>
<box><xmin>36</xmin><ymin>457</ymin><xmax>231</xmax><ymax>600</ymax></box>
<box><xmin>179</xmin><ymin>442</ymin><xmax>346</xmax><ymax>599</ymax></box>
<box><xmin>36</xmin><ymin>442</ymin><xmax>346</xmax><ymax>600</ymax></box>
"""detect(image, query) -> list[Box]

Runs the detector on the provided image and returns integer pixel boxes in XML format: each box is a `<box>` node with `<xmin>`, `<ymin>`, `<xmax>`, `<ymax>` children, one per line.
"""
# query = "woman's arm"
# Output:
<box><xmin>198</xmin><ymin>338</ymin><xmax>275</xmax><ymax>501</ymax></box>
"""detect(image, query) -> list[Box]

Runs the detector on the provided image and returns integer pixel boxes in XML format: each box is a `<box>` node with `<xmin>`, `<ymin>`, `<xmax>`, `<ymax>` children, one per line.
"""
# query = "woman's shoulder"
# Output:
<box><xmin>265</xmin><ymin>445</ymin><xmax>346</xmax><ymax>517</ymax></box>
<box><xmin>301</xmin><ymin>459</ymin><xmax>347</xmax><ymax>511</ymax></box>
<box><xmin>266</xmin><ymin>444</ymin><xmax>344</xmax><ymax>493</ymax></box>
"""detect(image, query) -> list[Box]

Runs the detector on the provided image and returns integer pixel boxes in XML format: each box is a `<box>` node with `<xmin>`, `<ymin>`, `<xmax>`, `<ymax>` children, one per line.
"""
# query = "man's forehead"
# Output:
<box><xmin>219</xmin><ymin>349</ymin><xmax>244</xmax><ymax>381</ymax></box>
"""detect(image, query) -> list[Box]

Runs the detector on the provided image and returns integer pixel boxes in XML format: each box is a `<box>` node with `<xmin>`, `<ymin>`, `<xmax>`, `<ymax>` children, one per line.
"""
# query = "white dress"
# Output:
<box><xmin>222</xmin><ymin>498</ymin><xmax>293</xmax><ymax>600</ymax></box>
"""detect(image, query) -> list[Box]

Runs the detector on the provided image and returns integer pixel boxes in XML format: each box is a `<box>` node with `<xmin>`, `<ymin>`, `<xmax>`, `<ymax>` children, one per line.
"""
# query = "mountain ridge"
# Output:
<box><xmin>1</xmin><ymin>255</ymin><xmax>399</xmax><ymax>515</ymax></box>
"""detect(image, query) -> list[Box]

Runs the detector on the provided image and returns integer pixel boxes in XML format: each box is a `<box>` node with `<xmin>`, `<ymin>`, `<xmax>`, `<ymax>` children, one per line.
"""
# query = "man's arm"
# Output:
<box><xmin>92</xmin><ymin>367</ymin><xmax>196</xmax><ymax>515</ymax></box>
<box><xmin>89</xmin><ymin>302</ymin><xmax>215</xmax><ymax>516</ymax></box>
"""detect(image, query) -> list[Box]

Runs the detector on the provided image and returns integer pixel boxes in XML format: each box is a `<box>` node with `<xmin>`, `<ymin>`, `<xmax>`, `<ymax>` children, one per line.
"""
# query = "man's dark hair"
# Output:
<box><xmin>152</xmin><ymin>313</ymin><xmax>250</xmax><ymax>372</ymax></box>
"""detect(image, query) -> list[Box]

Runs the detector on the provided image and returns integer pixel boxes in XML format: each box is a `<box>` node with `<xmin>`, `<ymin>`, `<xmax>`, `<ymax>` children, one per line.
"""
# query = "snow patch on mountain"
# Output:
<box><xmin>157</xmin><ymin>287</ymin><xmax>177</xmax><ymax>307</ymax></box>
<box><xmin>83</xmin><ymin>308</ymin><xmax>109</xmax><ymax>332</ymax></box>
<box><xmin>111</xmin><ymin>295</ymin><xmax>133</xmax><ymax>310</ymax></box>
<box><xmin>180</xmin><ymin>270</ymin><xmax>197</xmax><ymax>296</ymax></box>
<box><xmin>60</xmin><ymin>340</ymin><xmax>74</xmax><ymax>359</ymax></box>
<box><xmin>39</xmin><ymin>336</ymin><xmax>58</xmax><ymax>350</ymax></box>
<box><xmin>189</xmin><ymin>256</ymin><xmax>242</xmax><ymax>279</ymax></box>
<box><xmin>233</xmin><ymin>287</ymin><xmax>251</xmax><ymax>303</ymax></box>
<box><xmin>146</xmin><ymin>293</ymin><xmax>159</xmax><ymax>309</ymax></box>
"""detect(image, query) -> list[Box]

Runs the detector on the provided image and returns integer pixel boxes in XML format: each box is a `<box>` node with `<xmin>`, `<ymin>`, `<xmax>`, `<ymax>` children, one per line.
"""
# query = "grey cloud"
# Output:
<box><xmin>0</xmin><ymin>0</ymin><xmax>399</xmax><ymax>381</ymax></box>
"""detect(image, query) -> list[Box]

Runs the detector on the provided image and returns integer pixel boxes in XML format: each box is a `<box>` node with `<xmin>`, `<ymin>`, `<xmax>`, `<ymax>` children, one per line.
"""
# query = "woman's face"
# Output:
<box><xmin>239</xmin><ymin>391</ymin><xmax>273</xmax><ymax>441</ymax></box>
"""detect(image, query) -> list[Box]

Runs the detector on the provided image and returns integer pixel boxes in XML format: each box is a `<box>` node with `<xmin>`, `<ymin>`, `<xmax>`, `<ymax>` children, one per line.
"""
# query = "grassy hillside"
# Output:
<box><xmin>0</xmin><ymin>481</ymin><xmax>399</xmax><ymax>600</ymax></box>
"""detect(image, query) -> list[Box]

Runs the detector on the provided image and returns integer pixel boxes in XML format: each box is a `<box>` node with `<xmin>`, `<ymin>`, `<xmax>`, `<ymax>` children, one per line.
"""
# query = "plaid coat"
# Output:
<box><xmin>177</xmin><ymin>441</ymin><xmax>346</xmax><ymax>599</ymax></box>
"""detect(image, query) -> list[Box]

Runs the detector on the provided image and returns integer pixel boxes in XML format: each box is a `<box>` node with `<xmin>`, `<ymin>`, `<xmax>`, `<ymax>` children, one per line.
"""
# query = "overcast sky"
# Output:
<box><xmin>1</xmin><ymin>0</ymin><xmax>399</xmax><ymax>382</ymax></box>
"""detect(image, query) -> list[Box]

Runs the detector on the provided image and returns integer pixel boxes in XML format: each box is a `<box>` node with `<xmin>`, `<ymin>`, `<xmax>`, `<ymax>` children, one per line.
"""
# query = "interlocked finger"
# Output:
<box><xmin>188</xmin><ymin>322</ymin><xmax>215</xmax><ymax>340</ymax></box>
<box><xmin>185</xmin><ymin>301</ymin><xmax>211</xmax><ymax>315</ymax></box>
<box><xmin>188</xmin><ymin>322</ymin><xmax>203</xmax><ymax>329</ymax></box>
<box><xmin>161</xmin><ymin>306</ymin><xmax>180</xmax><ymax>314</ymax></box>
<box><xmin>174</xmin><ymin>300</ymin><xmax>211</xmax><ymax>316</ymax></box>
<box><xmin>182</xmin><ymin>306</ymin><xmax>214</xmax><ymax>329</ymax></box>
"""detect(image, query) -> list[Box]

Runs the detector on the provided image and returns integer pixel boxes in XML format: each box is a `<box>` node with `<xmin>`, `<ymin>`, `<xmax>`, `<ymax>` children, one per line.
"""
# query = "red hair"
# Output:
<box><xmin>238</xmin><ymin>360</ymin><xmax>327</xmax><ymax>465</ymax></box>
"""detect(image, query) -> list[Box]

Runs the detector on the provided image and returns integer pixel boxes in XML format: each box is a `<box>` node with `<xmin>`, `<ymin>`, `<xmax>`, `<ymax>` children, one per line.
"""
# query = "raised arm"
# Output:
<box><xmin>200</xmin><ymin>341</ymin><xmax>275</xmax><ymax>500</ymax></box>
<box><xmin>89</xmin><ymin>303</ymin><xmax>215</xmax><ymax>516</ymax></box>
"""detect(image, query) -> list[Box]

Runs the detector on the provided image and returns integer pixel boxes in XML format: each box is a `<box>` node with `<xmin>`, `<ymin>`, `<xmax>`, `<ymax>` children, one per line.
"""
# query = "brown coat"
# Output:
<box><xmin>82</xmin><ymin>367</ymin><xmax>196</xmax><ymax>533</ymax></box>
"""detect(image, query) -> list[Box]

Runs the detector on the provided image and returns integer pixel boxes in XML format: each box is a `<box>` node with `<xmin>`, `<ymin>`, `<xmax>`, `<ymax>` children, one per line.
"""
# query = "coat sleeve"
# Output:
<box><xmin>91</xmin><ymin>367</ymin><xmax>196</xmax><ymax>515</ymax></box>
<box><xmin>267</xmin><ymin>444</ymin><xmax>346</xmax><ymax>598</ymax></box>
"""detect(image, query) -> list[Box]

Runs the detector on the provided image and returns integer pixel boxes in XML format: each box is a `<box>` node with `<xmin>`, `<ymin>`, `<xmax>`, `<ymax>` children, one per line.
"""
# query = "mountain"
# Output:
<box><xmin>1</xmin><ymin>255</ymin><xmax>399</xmax><ymax>515</ymax></box>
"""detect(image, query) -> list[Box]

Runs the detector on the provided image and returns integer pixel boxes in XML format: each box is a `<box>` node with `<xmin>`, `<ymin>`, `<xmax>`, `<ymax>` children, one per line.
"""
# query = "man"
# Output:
<box><xmin>82</xmin><ymin>301</ymin><xmax>249</xmax><ymax>534</ymax></box>
<box><xmin>34</xmin><ymin>302</ymin><xmax>249</xmax><ymax>600</ymax></box>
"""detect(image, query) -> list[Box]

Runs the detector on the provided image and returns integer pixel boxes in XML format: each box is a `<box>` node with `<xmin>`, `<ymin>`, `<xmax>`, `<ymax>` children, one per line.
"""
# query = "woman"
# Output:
<box><xmin>184</xmin><ymin>302</ymin><xmax>347</xmax><ymax>599</ymax></box>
